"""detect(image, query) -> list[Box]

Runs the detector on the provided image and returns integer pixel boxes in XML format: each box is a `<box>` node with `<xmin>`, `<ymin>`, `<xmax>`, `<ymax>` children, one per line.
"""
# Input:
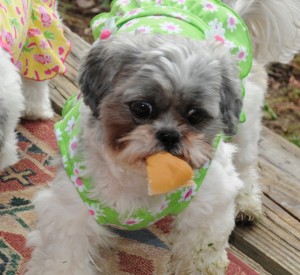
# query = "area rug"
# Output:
<box><xmin>0</xmin><ymin>119</ymin><xmax>259</xmax><ymax>275</ymax></box>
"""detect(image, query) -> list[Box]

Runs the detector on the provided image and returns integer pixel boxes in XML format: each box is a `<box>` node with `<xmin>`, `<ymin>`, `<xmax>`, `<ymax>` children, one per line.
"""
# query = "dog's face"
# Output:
<box><xmin>79</xmin><ymin>34</ymin><xmax>242</xmax><ymax>170</ymax></box>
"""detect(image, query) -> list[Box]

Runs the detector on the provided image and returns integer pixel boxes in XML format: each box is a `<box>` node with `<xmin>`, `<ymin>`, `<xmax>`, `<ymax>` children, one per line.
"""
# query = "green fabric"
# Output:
<box><xmin>91</xmin><ymin>0</ymin><xmax>252</xmax><ymax>79</ymax></box>
<box><xmin>54</xmin><ymin>0</ymin><xmax>253</xmax><ymax>230</ymax></box>
<box><xmin>55</xmin><ymin>95</ymin><xmax>221</xmax><ymax>230</ymax></box>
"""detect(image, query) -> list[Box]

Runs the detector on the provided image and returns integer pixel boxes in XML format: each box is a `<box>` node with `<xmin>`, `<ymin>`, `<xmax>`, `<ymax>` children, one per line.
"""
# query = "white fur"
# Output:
<box><xmin>0</xmin><ymin>48</ymin><xmax>24</xmax><ymax>170</ymax></box>
<box><xmin>22</xmin><ymin>78</ymin><xmax>54</xmax><ymax>120</ymax></box>
<box><xmin>226</xmin><ymin>0</ymin><xmax>300</xmax><ymax>220</ymax></box>
<box><xmin>26</xmin><ymin>1</ymin><xmax>300</xmax><ymax>274</ymax></box>
<box><xmin>0</xmin><ymin>7</ymin><xmax>57</xmax><ymax>171</ymax></box>
<box><xmin>27</xmin><ymin>138</ymin><xmax>241</xmax><ymax>275</ymax></box>
<box><xmin>0</xmin><ymin>48</ymin><xmax>54</xmax><ymax>170</ymax></box>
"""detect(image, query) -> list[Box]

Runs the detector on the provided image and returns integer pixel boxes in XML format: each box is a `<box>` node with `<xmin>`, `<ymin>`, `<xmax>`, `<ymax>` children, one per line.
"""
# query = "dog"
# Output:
<box><xmin>26</xmin><ymin>0</ymin><xmax>300</xmax><ymax>274</ymax></box>
<box><xmin>0</xmin><ymin>0</ymin><xmax>70</xmax><ymax>170</ymax></box>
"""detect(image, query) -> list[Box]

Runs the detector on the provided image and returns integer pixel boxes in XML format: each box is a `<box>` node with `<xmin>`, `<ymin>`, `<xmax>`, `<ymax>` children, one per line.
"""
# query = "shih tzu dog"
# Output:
<box><xmin>26</xmin><ymin>0</ymin><xmax>300</xmax><ymax>274</ymax></box>
<box><xmin>0</xmin><ymin>0</ymin><xmax>70</xmax><ymax>171</ymax></box>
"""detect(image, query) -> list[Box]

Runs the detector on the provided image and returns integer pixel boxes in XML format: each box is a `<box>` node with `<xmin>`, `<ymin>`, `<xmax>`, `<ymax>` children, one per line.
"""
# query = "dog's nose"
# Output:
<box><xmin>156</xmin><ymin>129</ymin><xmax>180</xmax><ymax>149</ymax></box>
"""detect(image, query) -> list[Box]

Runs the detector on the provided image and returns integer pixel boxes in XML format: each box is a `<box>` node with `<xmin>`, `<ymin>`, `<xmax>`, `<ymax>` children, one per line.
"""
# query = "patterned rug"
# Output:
<box><xmin>0</xmin><ymin>119</ymin><xmax>259</xmax><ymax>275</ymax></box>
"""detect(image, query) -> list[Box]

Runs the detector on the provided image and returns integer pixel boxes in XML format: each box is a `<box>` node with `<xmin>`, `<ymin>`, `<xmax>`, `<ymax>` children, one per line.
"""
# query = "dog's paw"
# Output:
<box><xmin>23</xmin><ymin>105</ymin><xmax>54</xmax><ymax>120</ymax></box>
<box><xmin>168</xmin><ymin>254</ymin><xmax>228</xmax><ymax>275</ymax></box>
<box><xmin>235</xmin><ymin>191</ymin><xmax>263</xmax><ymax>223</ymax></box>
<box><xmin>0</xmin><ymin>141</ymin><xmax>19</xmax><ymax>171</ymax></box>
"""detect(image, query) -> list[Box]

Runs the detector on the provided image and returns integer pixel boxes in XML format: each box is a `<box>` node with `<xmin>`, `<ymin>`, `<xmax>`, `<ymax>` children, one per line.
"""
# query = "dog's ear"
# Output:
<box><xmin>78</xmin><ymin>37</ymin><xmax>141</xmax><ymax>116</ymax></box>
<box><xmin>212</xmin><ymin>45</ymin><xmax>242</xmax><ymax>136</ymax></box>
<box><xmin>219</xmin><ymin>68</ymin><xmax>242</xmax><ymax>136</ymax></box>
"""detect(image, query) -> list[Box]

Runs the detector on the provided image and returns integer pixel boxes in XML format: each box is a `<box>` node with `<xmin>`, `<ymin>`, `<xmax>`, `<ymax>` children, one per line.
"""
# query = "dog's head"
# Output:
<box><xmin>78</xmin><ymin>34</ymin><xmax>242</xmax><ymax>169</ymax></box>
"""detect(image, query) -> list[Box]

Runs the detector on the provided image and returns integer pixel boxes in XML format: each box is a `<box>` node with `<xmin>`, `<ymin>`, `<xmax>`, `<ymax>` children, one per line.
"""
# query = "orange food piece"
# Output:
<box><xmin>146</xmin><ymin>152</ymin><xmax>194</xmax><ymax>195</ymax></box>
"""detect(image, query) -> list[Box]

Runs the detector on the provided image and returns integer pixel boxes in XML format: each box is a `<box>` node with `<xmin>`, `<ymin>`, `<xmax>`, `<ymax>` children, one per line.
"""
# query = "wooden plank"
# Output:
<box><xmin>228</xmin><ymin>245</ymin><xmax>271</xmax><ymax>275</ymax></box>
<box><xmin>259</xmin><ymin>127</ymin><xmax>300</xmax><ymax>220</ymax></box>
<box><xmin>230</xmin><ymin>196</ymin><xmax>300</xmax><ymax>275</ymax></box>
<box><xmin>49</xmin><ymin>27</ymin><xmax>91</xmax><ymax>114</ymax></box>
<box><xmin>50</xmin><ymin>26</ymin><xmax>300</xmax><ymax>275</ymax></box>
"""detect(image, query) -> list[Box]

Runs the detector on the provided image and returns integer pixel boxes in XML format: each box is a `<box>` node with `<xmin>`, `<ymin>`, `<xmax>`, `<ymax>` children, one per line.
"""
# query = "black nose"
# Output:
<box><xmin>156</xmin><ymin>129</ymin><xmax>180</xmax><ymax>149</ymax></box>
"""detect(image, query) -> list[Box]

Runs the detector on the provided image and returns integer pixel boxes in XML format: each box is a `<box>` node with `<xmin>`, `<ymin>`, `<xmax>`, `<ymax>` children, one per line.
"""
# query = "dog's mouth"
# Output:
<box><xmin>142</xmin><ymin>151</ymin><xmax>192</xmax><ymax>167</ymax></box>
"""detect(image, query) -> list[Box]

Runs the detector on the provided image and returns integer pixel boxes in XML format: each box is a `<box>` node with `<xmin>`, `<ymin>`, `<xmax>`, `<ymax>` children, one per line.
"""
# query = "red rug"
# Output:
<box><xmin>0</xmin><ymin>119</ymin><xmax>259</xmax><ymax>274</ymax></box>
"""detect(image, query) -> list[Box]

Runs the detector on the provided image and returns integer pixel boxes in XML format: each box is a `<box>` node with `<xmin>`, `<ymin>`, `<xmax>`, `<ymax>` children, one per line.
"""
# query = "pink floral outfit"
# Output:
<box><xmin>0</xmin><ymin>0</ymin><xmax>70</xmax><ymax>80</ymax></box>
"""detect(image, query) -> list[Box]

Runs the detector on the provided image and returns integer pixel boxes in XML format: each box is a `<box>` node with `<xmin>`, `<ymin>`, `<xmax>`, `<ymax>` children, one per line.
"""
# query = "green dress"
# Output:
<box><xmin>55</xmin><ymin>0</ymin><xmax>252</xmax><ymax>230</ymax></box>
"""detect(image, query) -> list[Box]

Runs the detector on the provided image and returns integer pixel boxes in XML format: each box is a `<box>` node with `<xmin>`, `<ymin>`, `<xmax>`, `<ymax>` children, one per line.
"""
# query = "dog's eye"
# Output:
<box><xmin>130</xmin><ymin>101</ymin><xmax>153</xmax><ymax>120</ymax></box>
<box><xmin>187</xmin><ymin>109</ymin><xmax>211</xmax><ymax>125</ymax></box>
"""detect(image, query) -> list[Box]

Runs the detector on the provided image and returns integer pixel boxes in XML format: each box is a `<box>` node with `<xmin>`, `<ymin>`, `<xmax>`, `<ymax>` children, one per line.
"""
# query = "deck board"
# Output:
<box><xmin>50</xmin><ymin>27</ymin><xmax>300</xmax><ymax>275</ymax></box>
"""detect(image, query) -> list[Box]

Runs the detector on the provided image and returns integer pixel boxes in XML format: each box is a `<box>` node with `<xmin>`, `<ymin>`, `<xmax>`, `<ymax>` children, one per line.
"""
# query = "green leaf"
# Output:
<box><xmin>44</xmin><ymin>30</ymin><xmax>55</xmax><ymax>40</ymax></box>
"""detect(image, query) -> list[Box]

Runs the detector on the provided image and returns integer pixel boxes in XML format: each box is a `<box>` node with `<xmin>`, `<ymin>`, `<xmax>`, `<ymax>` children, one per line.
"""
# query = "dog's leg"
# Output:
<box><xmin>26</xmin><ymin>167</ymin><xmax>115</xmax><ymax>275</ymax></box>
<box><xmin>168</xmin><ymin>142</ymin><xmax>243</xmax><ymax>275</ymax></box>
<box><xmin>233</xmin><ymin>63</ymin><xmax>267</xmax><ymax>221</ymax></box>
<box><xmin>21</xmin><ymin>77</ymin><xmax>54</xmax><ymax>120</ymax></box>
<box><xmin>0</xmin><ymin>49</ymin><xmax>24</xmax><ymax>170</ymax></box>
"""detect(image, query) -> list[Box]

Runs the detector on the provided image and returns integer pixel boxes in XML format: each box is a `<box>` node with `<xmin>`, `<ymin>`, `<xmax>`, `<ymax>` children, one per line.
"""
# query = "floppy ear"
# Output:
<box><xmin>78</xmin><ymin>37</ymin><xmax>141</xmax><ymax>116</ymax></box>
<box><xmin>219</xmin><ymin>68</ymin><xmax>243</xmax><ymax>136</ymax></box>
<box><xmin>214</xmin><ymin>47</ymin><xmax>243</xmax><ymax>136</ymax></box>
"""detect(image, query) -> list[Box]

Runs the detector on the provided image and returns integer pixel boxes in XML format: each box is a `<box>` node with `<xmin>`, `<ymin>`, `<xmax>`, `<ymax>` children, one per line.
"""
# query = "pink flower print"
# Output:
<box><xmin>136</xmin><ymin>26</ymin><xmax>153</xmax><ymax>34</ymax></box>
<box><xmin>122</xmin><ymin>217</ymin><xmax>143</xmax><ymax>226</ymax></box>
<box><xmin>124</xmin><ymin>8</ymin><xmax>144</xmax><ymax>18</ymax></box>
<box><xmin>22</xmin><ymin>0</ymin><xmax>28</xmax><ymax>21</ymax></box>
<box><xmin>55</xmin><ymin>128</ymin><xmax>62</xmax><ymax>141</ymax></box>
<box><xmin>65</xmin><ymin>116</ymin><xmax>76</xmax><ymax>135</ymax></box>
<box><xmin>160</xmin><ymin>22</ymin><xmax>182</xmax><ymax>34</ymax></box>
<box><xmin>2</xmin><ymin>31</ymin><xmax>14</xmax><ymax>47</ymax></box>
<box><xmin>213</xmin><ymin>36</ymin><xmax>235</xmax><ymax>50</ymax></box>
<box><xmin>73</xmin><ymin>162</ymin><xmax>82</xmax><ymax>176</ymax></box>
<box><xmin>227</xmin><ymin>13</ymin><xmax>238</xmax><ymax>32</ymax></box>
<box><xmin>71</xmin><ymin>175</ymin><xmax>84</xmax><ymax>192</ymax></box>
<box><xmin>40</xmin><ymin>40</ymin><xmax>48</xmax><ymax>50</ymax></box>
<box><xmin>172</xmin><ymin>0</ymin><xmax>186</xmax><ymax>4</ymax></box>
<box><xmin>69</xmin><ymin>137</ymin><xmax>79</xmax><ymax>158</ymax></box>
<box><xmin>33</xmin><ymin>54</ymin><xmax>52</xmax><ymax>64</ymax></box>
<box><xmin>100</xmin><ymin>29</ymin><xmax>112</xmax><ymax>40</ymax></box>
<box><xmin>205</xmin><ymin>19</ymin><xmax>225</xmax><ymax>39</ymax></box>
<box><xmin>171</xmin><ymin>12</ymin><xmax>188</xmax><ymax>21</ymax></box>
<box><xmin>236</xmin><ymin>46</ymin><xmax>248</xmax><ymax>62</ymax></box>
<box><xmin>0</xmin><ymin>3</ymin><xmax>7</xmax><ymax>13</ymax></box>
<box><xmin>27</xmin><ymin>28</ymin><xmax>42</xmax><ymax>38</ymax></box>
<box><xmin>155</xmin><ymin>0</ymin><xmax>163</xmax><ymax>5</ymax></box>
<box><xmin>203</xmin><ymin>1</ymin><xmax>218</xmax><ymax>12</ymax></box>
<box><xmin>15</xmin><ymin>60</ymin><xmax>22</xmax><ymax>71</ymax></box>
<box><xmin>85</xmin><ymin>203</ymin><xmax>100</xmax><ymax>218</ymax></box>
<box><xmin>122</xmin><ymin>19</ymin><xmax>138</xmax><ymax>29</ymax></box>
<box><xmin>214</xmin><ymin>35</ymin><xmax>225</xmax><ymax>44</ymax></box>
<box><xmin>178</xmin><ymin>184</ymin><xmax>196</xmax><ymax>203</ymax></box>
<box><xmin>38</xmin><ymin>6</ymin><xmax>52</xmax><ymax>27</ymax></box>
<box><xmin>119</xmin><ymin>0</ymin><xmax>131</xmax><ymax>6</ymax></box>
<box><xmin>151</xmin><ymin>199</ymin><xmax>170</xmax><ymax>215</ymax></box>
<box><xmin>91</xmin><ymin>18</ymin><xmax>105</xmax><ymax>29</ymax></box>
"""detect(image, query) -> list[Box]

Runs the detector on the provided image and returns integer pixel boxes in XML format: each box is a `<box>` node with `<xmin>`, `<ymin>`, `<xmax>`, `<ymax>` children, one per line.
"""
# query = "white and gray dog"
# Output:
<box><xmin>26</xmin><ymin>0</ymin><xmax>300</xmax><ymax>274</ymax></box>
<box><xmin>0</xmin><ymin>0</ymin><xmax>69</xmax><ymax>171</ymax></box>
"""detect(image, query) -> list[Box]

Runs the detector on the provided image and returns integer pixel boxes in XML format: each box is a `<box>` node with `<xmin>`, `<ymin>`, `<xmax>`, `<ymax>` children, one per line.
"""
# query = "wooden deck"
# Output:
<box><xmin>50</xmin><ymin>27</ymin><xmax>300</xmax><ymax>275</ymax></box>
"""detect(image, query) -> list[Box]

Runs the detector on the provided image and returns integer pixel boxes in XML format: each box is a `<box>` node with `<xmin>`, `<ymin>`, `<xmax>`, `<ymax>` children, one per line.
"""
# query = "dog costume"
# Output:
<box><xmin>55</xmin><ymin>0</ymin><xmax>252</xmax><ymax>230</ymax></box>
<box><xmin>0</xmin><ymin>0</ymin><xmax>70</xmax><ymax>80</ymax></box>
